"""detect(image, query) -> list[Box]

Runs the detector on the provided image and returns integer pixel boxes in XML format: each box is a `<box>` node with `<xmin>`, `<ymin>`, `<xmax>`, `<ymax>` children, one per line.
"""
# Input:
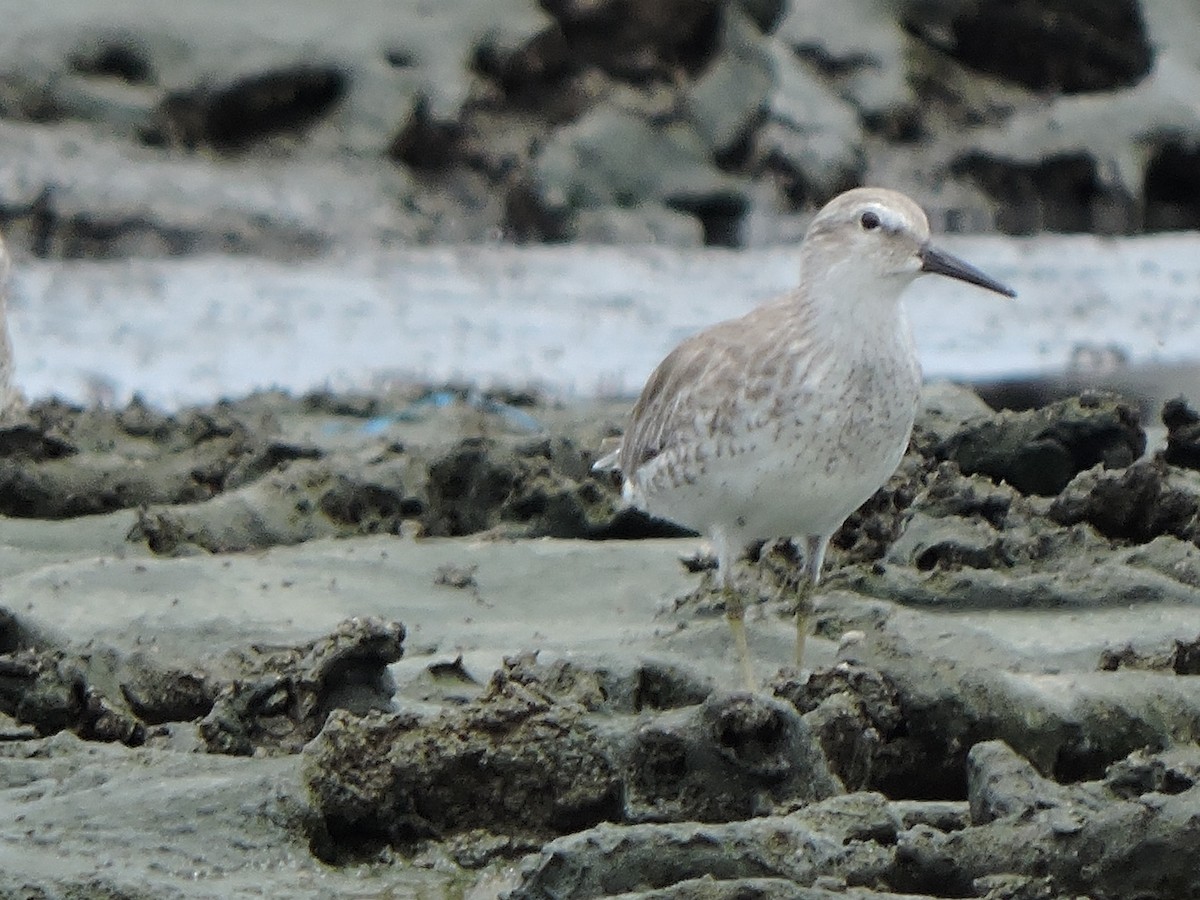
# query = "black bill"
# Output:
<box><xmin>919</xmin><ymin>244</ymin><xmax>1016</xmax><ymax>297</ymax></box>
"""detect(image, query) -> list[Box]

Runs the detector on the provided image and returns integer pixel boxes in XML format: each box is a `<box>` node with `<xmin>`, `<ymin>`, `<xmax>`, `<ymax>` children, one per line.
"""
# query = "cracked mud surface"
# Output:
<box><xmin>0</xmin><ymin>384</ymin><xmax>1199</xmax><ymax>898</ymax></box>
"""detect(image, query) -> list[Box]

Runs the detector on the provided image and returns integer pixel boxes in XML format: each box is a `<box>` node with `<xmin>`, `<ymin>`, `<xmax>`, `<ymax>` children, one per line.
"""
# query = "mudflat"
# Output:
<box><xmin>0</xmin><ymin>382</ymin><xmax>1198</xmax><ymax>898</ymax></box>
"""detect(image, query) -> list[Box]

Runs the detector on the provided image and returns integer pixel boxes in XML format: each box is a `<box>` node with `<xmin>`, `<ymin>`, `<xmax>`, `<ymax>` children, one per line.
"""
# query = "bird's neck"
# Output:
<box><xmin>802</xmin><ymin>255</ymin><xmax>911</xmax><ymax>331</ymax></box>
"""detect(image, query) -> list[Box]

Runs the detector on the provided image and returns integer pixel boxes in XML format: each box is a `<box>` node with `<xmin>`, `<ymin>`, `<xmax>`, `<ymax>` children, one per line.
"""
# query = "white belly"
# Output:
<box><xmin>629</xmin><ymin>350</ymin><xmax>921</xmax><ymax>545</ymax></box>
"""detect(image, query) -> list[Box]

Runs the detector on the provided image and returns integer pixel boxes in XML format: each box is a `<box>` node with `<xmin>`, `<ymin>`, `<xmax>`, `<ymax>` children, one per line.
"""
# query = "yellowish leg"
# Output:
<box><xmin>723</xmin><ymin>587</ymin><xmax>757</xmax><ymax>692</ymax></box>
<box><xmin>794</xmin><ymin>534</ymin><xmax>828</xmax><ymax>672</ymax></box>
<box><xmin>793</xmin><ymin>579</ymin><xmax>815</xmax><ymax>669</ymax></box>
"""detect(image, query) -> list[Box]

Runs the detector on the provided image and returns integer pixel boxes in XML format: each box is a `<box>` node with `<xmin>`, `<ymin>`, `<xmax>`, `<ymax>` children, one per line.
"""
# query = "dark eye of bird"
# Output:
<box><xmin>860</xmin><ymin>210</ymin><xmax>881</xmax><ymax>231</ymax></box>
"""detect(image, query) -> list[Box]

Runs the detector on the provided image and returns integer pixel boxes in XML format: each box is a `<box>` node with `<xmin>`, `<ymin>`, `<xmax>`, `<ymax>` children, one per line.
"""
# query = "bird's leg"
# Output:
<box><xmin>714</xmin><ymin>540</ymin><xmax>756</xmax><ymax>691</ymax></box>
<box><xmin>724</xmin><ymin>585</ymin><xmax>757</xmax><ymax>692</ymax></box>
<box><xmin>795</xmin><ymin>534</ymin><xmax>830</xmax><ymax>669</ymax></box>
<box><xmin>793</xmin><ymin>579</ymin><xmax>814</xmax><ymax>668</ymax></box>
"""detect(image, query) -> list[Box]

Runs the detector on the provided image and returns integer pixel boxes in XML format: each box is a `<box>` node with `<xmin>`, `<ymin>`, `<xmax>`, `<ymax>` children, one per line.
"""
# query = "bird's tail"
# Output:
<box><xmin>591</xmin><ymin>435</ymin><xmax>623</xmax><ymax>472</ymax></box>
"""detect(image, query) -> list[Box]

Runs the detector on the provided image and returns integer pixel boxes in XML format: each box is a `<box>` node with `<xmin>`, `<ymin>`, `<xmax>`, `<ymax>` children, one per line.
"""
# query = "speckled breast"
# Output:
<box><xmin>636</xmin><ymin>329</ymin><xmax>922</xmax><ymax>544</ymax></box>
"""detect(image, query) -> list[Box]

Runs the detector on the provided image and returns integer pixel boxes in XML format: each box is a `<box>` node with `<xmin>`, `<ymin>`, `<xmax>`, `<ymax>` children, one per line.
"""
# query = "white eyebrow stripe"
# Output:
<box><xmin>864</xmin><ymin>203</ymin><xmax>906</xmax><ymax>232</ymax></box>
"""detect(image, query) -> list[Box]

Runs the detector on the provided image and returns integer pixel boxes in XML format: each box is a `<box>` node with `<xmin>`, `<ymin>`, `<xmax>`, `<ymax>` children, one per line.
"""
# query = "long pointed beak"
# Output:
<box><xmin>919</xmin><ymin>244</ymin><xmax>1016</xmax><ymax>297</ymax></box>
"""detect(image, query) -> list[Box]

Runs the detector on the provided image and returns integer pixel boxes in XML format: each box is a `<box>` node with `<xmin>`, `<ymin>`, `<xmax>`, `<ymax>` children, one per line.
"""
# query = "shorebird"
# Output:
<box><xmin>595</xmin><ymin>187</ymin><xmax>1014</xmax><ymax>688</ymax></box>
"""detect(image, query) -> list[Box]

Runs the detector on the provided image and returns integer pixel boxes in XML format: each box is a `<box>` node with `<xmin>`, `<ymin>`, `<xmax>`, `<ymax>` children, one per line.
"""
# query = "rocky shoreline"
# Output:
<box><xmin>0</xmin><ymin>383</ymin><xmax>1197</xmax><ymax>898</ymax></box>
<box><xmin>3</xmin><ymin>0</ymin><xmax>1200</xmax><ymax>258</ymax></box>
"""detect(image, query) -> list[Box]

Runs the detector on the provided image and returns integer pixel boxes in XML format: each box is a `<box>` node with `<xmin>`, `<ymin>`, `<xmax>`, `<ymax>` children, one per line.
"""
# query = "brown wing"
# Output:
<box><xmin>617</xmin><ymin>316</ymin><xmax>756</xmax><ymax>478</ymax></box>
<box><xmin>616</xmin><ymin>294</ymin><xmax>814</xmax><ymax>480</ymax></box>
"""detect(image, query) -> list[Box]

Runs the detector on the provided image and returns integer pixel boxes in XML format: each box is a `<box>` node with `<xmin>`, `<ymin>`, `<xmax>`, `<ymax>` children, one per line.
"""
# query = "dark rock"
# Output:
<box><xmin>776</xmin><ymin>664</ymin><xmax>904</xmax><ymax>792</ymax></box>
<box><xmin>1098</xmin><ymin>633</ymin><xmax>1200</xmax><ymax>675</ymax></box>
<box><xmin>966</xmin><ymin>741</ymin><xmax>1074</xmax><ymax>825</ymax></box>
<box><xmin>541</xmin><ymin>0</ymin><xmax>724</xmax><ymax>81</ymax></box>
<box><xmin>424</xmin><ymin>437</ymin><xmax>519</xmax><ymax>535</ymax></box>
<box><xmin>318</xmin><ymin>472</ymin><xmax>424</xmax><ymax>529</ymax></box>
<box><xmin>0</xmin><ymin>398</ymin><xmax>325</xmax><ymax>520</ymax></box>
<box><xmin>734</xmin><ymin>0</ymin><xmax>785</xmax><ymax>34</ymax></box>
<box><xmin>68</xmin><ymin>33</ymin><xmax>156</xmax><ymax>85</ymax></box>
<box><xmin>833</xmin><ymin>455</ymin><xmax>931</xmax><ymax>566</ymax></box>
<box><xmin>1102</xmin><ymin>745</ymin><xmax>1200</xmax><ymax>799</ymax></box>
<box><xmin>902</xmin><ymin>0</ymin><xmax>1153</xmax><ymax>94</ymax></box>
<box><xmin>498</xmin><ymin>652</ymin><xmax>712</xmax><ymax>714</ymax></box>
<box><xmin>952</xmin><ymin>151</ymin><xmax>1138</xmax><ymax>235</ymax></box>
<box><xmin>1144</xmin><ymin>143</ymin><xmax>1200</xmax><ymax>231</ymax></box>
<box><xmin>388</xmin><ymin>96</ymin><xmax>465</xmax><ymax>171</ymax></box>
<box><xmin>129</xmin><ymin>454</ymin><xmax>423</xmax><ymax>554</ymax></box>
<box><xmin>423</xmin><ymin>435</ymin><xmax>680</xmax><ymax>539</ymax></box>
<box><xmin>119</xmin><ymin>661</ymin><xmax>216</xmax><ymax>725</ymax></box>
<box><xmin>1162</xmin><ymin>396</ymin><xmax>1200</xmax><ymax>470</ymax></box>
<box><xmin>1048</xmin><ymin>458</ymin><xmax>1200</xmax><ymax>544</ymax></box>
<box><xmin>148</xmin><ymin>64</ymin><xmax>348</xmax><ymax>151</ymax></box>
<box><xmin>938</xmin><ymin>392</ymin><xmax>1145</xmax><ymax>496</ymax></box>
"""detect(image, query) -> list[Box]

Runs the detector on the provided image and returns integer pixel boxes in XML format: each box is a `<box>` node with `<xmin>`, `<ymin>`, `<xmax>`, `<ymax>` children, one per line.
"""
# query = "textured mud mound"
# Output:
<box><xmin>2</xmin><ymin>615</ymin><xmax>403</xmax><ymax>755</ymax></box>
<box><xmin>0</xmin><ymin>390</ymin><xmax>682</xmax><ymax>555</ymax></box>
<box><xmin>506</xmin><ymin>742</ymin><xmax>1200</xmax><ymax>900</ymax></box>
<box><xmin>303</xmin><ymin>655</ymin><xmax>836</xmax><ymax>859</ymax></box>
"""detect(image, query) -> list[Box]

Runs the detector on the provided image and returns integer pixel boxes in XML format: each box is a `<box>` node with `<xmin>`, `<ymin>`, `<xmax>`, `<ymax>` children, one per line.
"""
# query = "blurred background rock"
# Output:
<box><xmin>0</xmin><ymin>0</ymin><xmax>1194</xmax><ymax>258</ymax></box>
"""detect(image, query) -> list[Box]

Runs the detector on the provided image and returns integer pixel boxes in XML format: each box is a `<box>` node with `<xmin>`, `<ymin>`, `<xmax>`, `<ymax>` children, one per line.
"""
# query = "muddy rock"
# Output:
<box><xmin>1099</xmin><ymin>634</ymin><xmax>1200</xmax><ymax>675</ymax></box>
<box><xmin>626</xmin><ymin>690</ymin><xmax>839</xmax><ymax>822</ymax></box>
<box><xmin>422</xmin><ymin>434</ymin><xmax>687</xmax><ymax>539</ymax></box>
<box><xmin>305</xmin><ymin>669</ymin><xmax>625</xmax><ymax>849</ymax></box>
<box><xmin>0</xmin><ymin>648</ymin><xmax>145</xmax><ymax>745</ymax></box>
<box><xmin>1048</xmin><ymin>457</ymin><xmax>1200</xmax><ymax>544</ymax></box>
<box><xmin>498</xmin><ymin>652</ymin><xmax>713</xmax><ymax>714</ymax></box>
<box><xmin>0</xmin><ymin>732</ymin><xmax>398</xmax><ymax>899</ymax></box>
<box><xmin>118</xmin><ymin>658</ymin><xmax>217</xmax><ymax>726</ymax></box>
<box><xmin>830</xmin><ymin>385</ymin><xmax>997</xmax><ymax>568</ymax></box>
<box><xmin>201</xmin><ymin>617</ymin><xmax>404</xmax><ymax>756</ymax></box>
<box><xmin>776</xmin><ymin>663</ymin><xmax>904</xmax><ymax>792</ymax></box>
<box><xmin>3</xmin><ymin>380</ymin><xmax>1200</xmax><ymax>897</ymax></box>
<box><xmin>1163</xmin><ymin>396</ymin><xmax>1200</xmax><ymax>470</ymax></box>
<box><xmin>892</xmin><ymin>741</ymin><xmax>1200</xmax><ymax>900</ymax></box>
<box><xmin>1102</xmin><ymin>744</ymin><xmax>1200</xmax><ymax>798</ymax></box>
<box><xmin>780</xmin><ymin>606</ymin><xmax>1200</xmax><ymax>797</ymax></box>
<box><xmin>604</xmin><ymin>882</ymin><xmax>931</xmax><ymax>899</ymax></box>
<box><xmin>0</xmin><ymin>613</ymin><xmax>403</xmax><ymax>758</ymax></box>
<box><xmin>507</xmin><ymin>744</ymin><xmax>1200</xmax><ymax>899</ymax></box>
<box><xmin>0</xmin><ymin>397</ymin><xmax>318</xmax><ymax>519</ymax></box>
<box><xmin>965</xmin><ymin>740</ymin><xmax>1080</xmax><ymax>825</ymax></box>
<box><xmin>129</xmin><ymin>455</ymin><xmax>424</xmax><ymax>554</ymax></box>
<box><xmin>837</xmin><ymin>447</ymin><xmax>1200</xmax><ymax>613</ymax></box>
<box><xmin>102</xmin><ymin>393</ymin><xmax>687</xmax><ymax>553</ymax></box>
<box><xmin>304</xmin><ymin>655</ymin><xmax>838</xmax><ymax>854</ymax></box>
<box><xmin>937</xmin><ymin>391</ymin><xmax>1145</xmax><ymax>496</ymax></box>
<box><xmin>507</xmin><ymin>792</ymin><xmax>900</xmax><ymax>899</ymax></box>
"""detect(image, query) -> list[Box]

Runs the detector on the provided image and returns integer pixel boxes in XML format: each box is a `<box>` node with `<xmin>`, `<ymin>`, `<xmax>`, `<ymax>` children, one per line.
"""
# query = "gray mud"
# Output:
<box><xmin>0</xmin><ymin>384</ymin><xmax>1199</xmax><ymax>899</ymax></box>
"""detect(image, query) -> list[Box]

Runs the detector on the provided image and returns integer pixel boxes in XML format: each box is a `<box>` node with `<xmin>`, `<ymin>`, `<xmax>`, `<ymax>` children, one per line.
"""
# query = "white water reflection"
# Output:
<box><xmin>7</xmin><ymin>235</ymin><xmax>1200</xmax><ymax>409</ymax></box>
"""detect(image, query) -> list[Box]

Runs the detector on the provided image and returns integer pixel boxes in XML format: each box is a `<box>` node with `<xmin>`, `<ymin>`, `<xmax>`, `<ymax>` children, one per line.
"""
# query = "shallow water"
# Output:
<box><xmin>9</xmin><ymin>235</ymin><xmax>1200</xmax><ymax>409</ymax></box>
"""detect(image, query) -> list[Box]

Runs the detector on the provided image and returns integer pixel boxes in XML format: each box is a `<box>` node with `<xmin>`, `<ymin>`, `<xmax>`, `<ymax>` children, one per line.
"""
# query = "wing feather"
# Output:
<box><xmin>618</xmin><ymin>317</ymin><xmax>758</xmax><ymax>477</ymax></box>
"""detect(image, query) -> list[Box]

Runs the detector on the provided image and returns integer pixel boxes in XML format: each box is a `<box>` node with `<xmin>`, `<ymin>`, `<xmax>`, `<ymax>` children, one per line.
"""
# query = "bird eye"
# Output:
<box><xmin>860</xmin><ymin>211</ymin><xmax>881</xmax><ymax>231</ymax></box>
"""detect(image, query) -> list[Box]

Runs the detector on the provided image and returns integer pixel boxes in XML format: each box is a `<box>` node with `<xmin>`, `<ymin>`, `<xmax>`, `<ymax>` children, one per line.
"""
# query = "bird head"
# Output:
<box><xmin>803</xmin><ymin>187</ymin><xmax>1015</xmax><ymax>299</ymax></box>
